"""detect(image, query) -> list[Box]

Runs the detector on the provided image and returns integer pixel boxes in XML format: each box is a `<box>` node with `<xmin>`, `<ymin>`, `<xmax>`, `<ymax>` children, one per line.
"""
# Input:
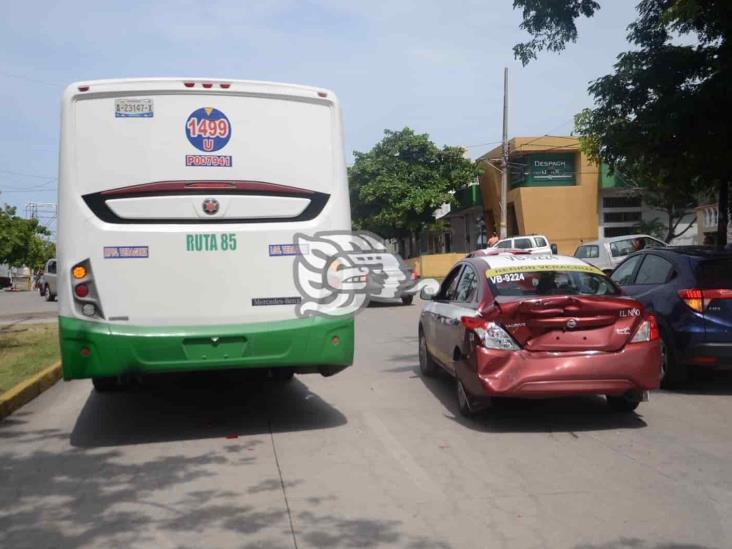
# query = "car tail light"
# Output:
<box><xmin>410</xmin><ymin>271</ymin><xmax>419</xmax><ymax>281</ymax></box>
<box><xmin>461</xmin><ymin>316</ymin><xmax>519</xmax><ymax>350</ymax></box>
<box><xmin>630</xmin><ymin>314</ymin><xmax>659</xmax><ymax>343</ymax></box>
<box><xmin>678</xmin><ymin>288</ymin><xmax>732</xmax><ymax>312</ymax></box>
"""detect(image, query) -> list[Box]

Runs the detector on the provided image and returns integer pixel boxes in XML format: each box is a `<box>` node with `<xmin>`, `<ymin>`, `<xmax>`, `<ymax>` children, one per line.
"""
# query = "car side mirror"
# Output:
<box><xmin>420</xmin><ymin>288</ymin><xmax>434</xmax><ymax>301</ymax></box>
<box><xmin>550</xmin><ymin>243</ymin><xmax>558</xmax><ymax>254</ymax></box>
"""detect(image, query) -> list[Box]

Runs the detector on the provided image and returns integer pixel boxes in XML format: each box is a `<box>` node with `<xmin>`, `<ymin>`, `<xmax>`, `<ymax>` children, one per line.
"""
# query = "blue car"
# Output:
<box><xmin>610</xmin><ymin>246</ymin><xmax>732</xmax><ymax>387</ymax></box>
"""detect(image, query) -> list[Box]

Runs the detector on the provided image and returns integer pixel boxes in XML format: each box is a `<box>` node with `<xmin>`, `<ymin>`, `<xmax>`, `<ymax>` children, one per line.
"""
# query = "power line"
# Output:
<box><xmin>463</xmin><ymin>140</ymin><xmax>503</xmax><ymax>149</ymax></box>
<box><xmin>0</xmin><ymin>169</ymin><xmax>57</xmax><ymax>180</ymax></box>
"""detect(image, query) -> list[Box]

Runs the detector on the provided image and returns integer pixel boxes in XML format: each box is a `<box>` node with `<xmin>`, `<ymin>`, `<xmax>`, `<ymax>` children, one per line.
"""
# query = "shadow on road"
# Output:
<box><xmin>408</xmin><ymin>359</ymin><xmax>648</xmax><ymax>433</ymax></box>
<box><xmin>575</xmin><ymin>538</ymin><xmax>714</xmax><ymax>549</ymax></box>
<box><xmin>2</xmin><ymin>402</ymin><xmax>451</xmax><ymax>548</ymax></box>
<box><xmin>366</xmin><ymin>300</ymin><xmax>410</xmax><ymax>308</ymax></box>
<box><xmin>69</xmin><ymin>371</ymin><xmax>347</xmax><ymax>448</ymax></box>
<box><xmin>670</xmin><ymin>368</ymin><xmax>732</xmax><ymax>396</ymax></box>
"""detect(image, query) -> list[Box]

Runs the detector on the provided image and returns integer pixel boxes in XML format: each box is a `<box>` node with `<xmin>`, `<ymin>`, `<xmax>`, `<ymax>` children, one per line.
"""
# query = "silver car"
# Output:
<box><xmin>40</xmin><ymin>258</ymin><xmax>58</xmax><ymax>301</ymax></box>
<box><xmin>574</xmin><ymin>234</ymin><xmax>667</xmax><ymax>273</ymax></box>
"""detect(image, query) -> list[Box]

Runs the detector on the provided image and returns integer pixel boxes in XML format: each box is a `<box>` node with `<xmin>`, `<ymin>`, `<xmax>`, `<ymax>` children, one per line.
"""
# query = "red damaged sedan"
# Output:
<box><xmin>418</xmin><ymin>252</ymin><xmax>661</xmax><ymax>417</ymax></box>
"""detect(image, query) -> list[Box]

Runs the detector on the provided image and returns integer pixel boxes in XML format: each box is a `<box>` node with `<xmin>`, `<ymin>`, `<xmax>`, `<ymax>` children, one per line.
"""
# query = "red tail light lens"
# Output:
<box><xmin>678</xmin><ymin>289</ymin><xmax>703</xmax><ymax>312</ymax></box>
<box><xmin>75</xmin><ymin>283</ymin><xmax>89</xmax><ymax>298</ymax></box>
<box><xmin>678</xmin><ymin>288</ymin><xmax>732</xmax><ymax>312</ymax></box>
<box><xmin>630</xmin><ymin>314</ymin><xmax>659</xmax><ymax>343</ymax></box>
<box><xmin>461</xmin><ymin>316</ymin><xmax>487</xmax><ymax>330</ymax></box>
<box><xmin>648</xmin><ymin>314</ymin><xmax>659</xmax><ymax>341</ymax></box>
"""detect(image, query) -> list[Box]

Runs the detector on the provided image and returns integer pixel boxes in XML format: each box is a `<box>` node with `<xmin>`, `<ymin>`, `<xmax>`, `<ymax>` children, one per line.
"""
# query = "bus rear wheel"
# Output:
<box><xmin>271</xmin><ymin>368</ymin><xmax>295</xmax><ymax>382</ymax></box>
<box><xmin>92</xmin><ymin>376</ymin><xmax>119</xmax><ymax>392</ymax></box>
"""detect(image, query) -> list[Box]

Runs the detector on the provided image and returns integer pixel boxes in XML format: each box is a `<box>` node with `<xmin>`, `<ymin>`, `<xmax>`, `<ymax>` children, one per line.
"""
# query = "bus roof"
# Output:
<box><xmin>63</xmin><ymin>77</ymin><xmax>338</xmax><ymax>104</ymax></box>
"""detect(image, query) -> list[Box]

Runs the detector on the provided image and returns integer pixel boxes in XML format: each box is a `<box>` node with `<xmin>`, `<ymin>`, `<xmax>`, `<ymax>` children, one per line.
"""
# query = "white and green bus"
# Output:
<box><xmin>57</xmin><ymin>78</ymin><xmax>353</xmax><ymax>390</ymax></box>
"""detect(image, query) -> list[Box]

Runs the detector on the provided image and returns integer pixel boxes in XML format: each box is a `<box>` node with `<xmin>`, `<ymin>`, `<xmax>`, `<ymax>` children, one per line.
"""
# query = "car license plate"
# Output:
<box><xmin>115</xmin><ymin>98</ymin><xmax>153</xmax><ymax>118</ymax></box>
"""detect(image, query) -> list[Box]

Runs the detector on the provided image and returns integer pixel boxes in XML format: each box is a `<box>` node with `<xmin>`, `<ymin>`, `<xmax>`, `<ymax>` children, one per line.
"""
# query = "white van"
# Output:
<box><xmin>57</xmin><ymin>78</ymin><xmax>353</xmax><ymax>390</ymax></box>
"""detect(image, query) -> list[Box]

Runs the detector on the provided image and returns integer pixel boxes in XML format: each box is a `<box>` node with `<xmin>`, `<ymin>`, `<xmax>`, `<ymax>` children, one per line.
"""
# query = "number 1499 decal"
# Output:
<box><xmin>186</xmin><ymin>118</ymin><xmax>229</xmax><ymax>138</ymax></box>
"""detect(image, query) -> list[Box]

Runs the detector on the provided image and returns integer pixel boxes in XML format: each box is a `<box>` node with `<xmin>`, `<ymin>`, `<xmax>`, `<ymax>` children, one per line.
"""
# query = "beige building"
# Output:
<box><xmin>477</xmin><ymin>136</ymin><xmax>600</xmax><ymax>255</ymax></box>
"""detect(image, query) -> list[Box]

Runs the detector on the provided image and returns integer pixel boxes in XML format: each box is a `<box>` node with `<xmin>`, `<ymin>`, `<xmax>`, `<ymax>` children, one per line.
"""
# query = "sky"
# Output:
<box><xmin>0</xmin><ymin>0</ymin><xmax>640</xmax><ymax>234</ymax></box>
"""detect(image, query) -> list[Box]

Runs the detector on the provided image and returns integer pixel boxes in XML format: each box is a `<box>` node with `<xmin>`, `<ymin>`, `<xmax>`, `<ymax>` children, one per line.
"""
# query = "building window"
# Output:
<box><xmin>602</xmin><ymin>196</ymin><xmax>641</xmax><ymax>209</ymax></box>
<box><xmin>604</xmin><ymin>226</ymin><xmax>637</xmax><ymax>238</ymax></box>
<box><xmin>603</xmin><ymin>211</ymin><xmax>642</xmax><ymax>223</ymax></box>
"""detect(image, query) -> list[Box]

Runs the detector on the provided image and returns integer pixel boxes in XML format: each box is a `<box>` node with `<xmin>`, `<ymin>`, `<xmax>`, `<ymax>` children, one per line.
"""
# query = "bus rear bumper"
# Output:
<box><xmin>59</xmin><ymin>315</ymin><xmax>354</xmax><ymax>380</ymax></box>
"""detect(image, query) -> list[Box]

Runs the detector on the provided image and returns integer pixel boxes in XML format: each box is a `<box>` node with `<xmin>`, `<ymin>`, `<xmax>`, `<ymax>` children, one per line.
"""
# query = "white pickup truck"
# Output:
<box><xmin>40</xmin><ymin>258</ymin><xmax>57</xmax><ymax>301</ymax></box>
<box><xmin>491</xmin><ymin>234</ymin><xmax>555</xmax><ymax>254</ymax></box>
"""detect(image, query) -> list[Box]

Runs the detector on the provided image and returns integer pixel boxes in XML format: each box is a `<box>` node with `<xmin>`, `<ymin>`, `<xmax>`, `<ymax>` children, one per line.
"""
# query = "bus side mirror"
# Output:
<box><xmin>550</xmin><ymin>243</ymin><xmax>558</xmax><ymax>254</ymax></box>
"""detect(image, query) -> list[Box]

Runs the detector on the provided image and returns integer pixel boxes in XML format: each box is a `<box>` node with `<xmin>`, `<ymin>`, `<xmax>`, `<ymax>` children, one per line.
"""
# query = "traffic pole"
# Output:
<box><xmin>500</xmin><ymin>67</ymin><xmax>509</xmax><ymax>240</ymax></box>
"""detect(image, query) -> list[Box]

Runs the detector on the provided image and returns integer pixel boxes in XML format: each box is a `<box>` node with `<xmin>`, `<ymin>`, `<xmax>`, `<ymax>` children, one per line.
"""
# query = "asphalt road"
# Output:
<box><xmin>0</xmin><ymin>290</ymin><xmax>57</xmax><ymax>324</ymax></box>
<box><xmin>1</xmin><ymin>300</ymin><xmax>731</xmax><ymax>549</ymax></box>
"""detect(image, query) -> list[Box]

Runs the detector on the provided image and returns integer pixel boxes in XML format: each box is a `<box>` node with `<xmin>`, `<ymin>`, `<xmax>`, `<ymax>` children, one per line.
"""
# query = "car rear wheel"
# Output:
<box><xmin>44</xmin><ymin>285</ymin><xmax>53</xmax><ymax>301</ymax></box>
<box><xmin>606</xmin><ymin>392</ymin><xmax>641</xmax><ymax>413</ymax></box>
<box><xmin>456</xmin><ymin>379</ymin><xmax>479</xmax><ymax>418</ymax></box>
<box><xmin>418</xmin><ymin>330</ymin><xmax>439</xmax><ymax>377</ymax></box>
<box><xmin>659</xmin><ymin>331</ymin><xmax>688</xmax><ymax>388</ymax></box>
<box><xmin>39</xmin><ymin>284</ymin><xmax>46</xmax><ymax>297</ymax></box>
<box><xmin>401</xmin><ymin>295</ymin><xmax>414</xmax><ymax>306</ymax></box>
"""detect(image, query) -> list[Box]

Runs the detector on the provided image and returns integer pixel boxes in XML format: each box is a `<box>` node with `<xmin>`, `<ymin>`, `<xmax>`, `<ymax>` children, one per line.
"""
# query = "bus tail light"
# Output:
<box><xmin>71</xmin><ymin>260</ymin><xmax>105</xmax><ymax>319</ymax></box>
<box><xmin>75</xmin><ymin>284</ymin><xmax>89</xmax><ymax>298</ymax></box>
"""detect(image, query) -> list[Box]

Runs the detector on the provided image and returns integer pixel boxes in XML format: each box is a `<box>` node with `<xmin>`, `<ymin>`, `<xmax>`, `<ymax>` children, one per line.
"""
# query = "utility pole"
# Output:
<box><xmin>500</xmin><ymin>67</ymin><xmax>509</xmax><ymax>239</ymax></box>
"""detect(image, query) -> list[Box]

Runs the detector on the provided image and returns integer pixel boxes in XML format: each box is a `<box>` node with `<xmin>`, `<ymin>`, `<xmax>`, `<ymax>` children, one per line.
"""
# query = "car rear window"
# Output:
<box><xmin>486</xmin><ymin>268</ymin><xmax>619</xmax><ymax>297</ymax></box>
<box><xmin>697</xmin><ymin>259</ymin><xmax>732</xmax><ymax>289</ymax></box>
<box><xmin>514</xmin><ymin>238</ymin><xmax>532</xmax><ymax>249</ymax></box>
<box><xmin>610</xmin><ymin>239</ymin><xmax>637</xmax><ymax>257</ymax></box>
<box><xmin>535</xmin><ymin>236</ymin><xmax>548</xmax><ymax>247</ymax></box>
<box><xmin>574</xmin><ymin>245</ymin><xmax>599</xmax><ymax>259</ymax></box>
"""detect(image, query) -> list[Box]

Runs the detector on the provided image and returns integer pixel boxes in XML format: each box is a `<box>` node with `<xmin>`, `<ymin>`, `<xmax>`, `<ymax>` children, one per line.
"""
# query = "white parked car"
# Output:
<box><xmin>40</xmin><ymin>258</ymin><xmax>57</xmax><ymax>301</ymax></box>
<box><xmin>491</xmin><ymin>234</ymin><xmax>554</xmax><ymax>254</ymax></box>
<box><xmin>574</xmin><ymin>234</ymin><xmax>667</xmax><ymax>273</ymax></box>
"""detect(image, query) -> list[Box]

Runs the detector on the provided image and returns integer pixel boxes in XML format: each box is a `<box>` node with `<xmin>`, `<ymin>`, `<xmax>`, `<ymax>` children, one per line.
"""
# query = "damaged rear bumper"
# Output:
<box><xmin>474</xmin><ymin>342</ymin><xmax>661</xmax><ymax>398</ymax></box>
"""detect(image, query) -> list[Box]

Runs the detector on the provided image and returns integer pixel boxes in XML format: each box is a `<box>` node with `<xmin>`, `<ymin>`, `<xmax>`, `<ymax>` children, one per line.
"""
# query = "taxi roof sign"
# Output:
<box><xmin>477</xmin><ymin>253</ymin><xmax>604</xmax><ymax>278</ymax></box>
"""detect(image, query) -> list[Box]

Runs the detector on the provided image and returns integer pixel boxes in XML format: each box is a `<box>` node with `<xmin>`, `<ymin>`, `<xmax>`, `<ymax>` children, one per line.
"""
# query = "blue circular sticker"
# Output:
<box><xmin>185</xmin><ymin>107</ymin><xmax>231</xmax><ymax>152</ymax></box>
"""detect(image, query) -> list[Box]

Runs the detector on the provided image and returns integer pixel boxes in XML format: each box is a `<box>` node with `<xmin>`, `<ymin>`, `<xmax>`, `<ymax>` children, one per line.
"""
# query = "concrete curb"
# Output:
<box><xmin>0</xmin><ymin>361</ymin><xmax>62</xmax><ymax>420</ymax></box>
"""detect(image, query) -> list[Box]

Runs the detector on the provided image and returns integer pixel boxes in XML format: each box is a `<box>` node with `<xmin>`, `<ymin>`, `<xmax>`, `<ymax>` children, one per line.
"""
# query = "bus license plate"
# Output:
<box><xmin>115</xmin><ymin>98</ymin><xmax>154</xmax><ymax>118</ymax></box>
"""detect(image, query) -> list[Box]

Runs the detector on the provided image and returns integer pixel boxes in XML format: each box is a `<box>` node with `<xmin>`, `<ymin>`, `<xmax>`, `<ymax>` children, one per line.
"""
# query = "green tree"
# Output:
<box><xmin>514</xmin><ymin>0</ymin><xmax>732</xmax><ymax>244</ymax></box>
<box><xmin>0</xmin><ymin>204</ymin><xmax>54</xmax><ymax>269</ymax></box>
<box><xmin>575</xmin><ymin>109</ymin><xmax>700</xmax><ymax>243</ymax></box>
<box><xmin>349</xmin><ymin>128</ymin><xmax>479</xmax><ymax>246</ymax></box>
